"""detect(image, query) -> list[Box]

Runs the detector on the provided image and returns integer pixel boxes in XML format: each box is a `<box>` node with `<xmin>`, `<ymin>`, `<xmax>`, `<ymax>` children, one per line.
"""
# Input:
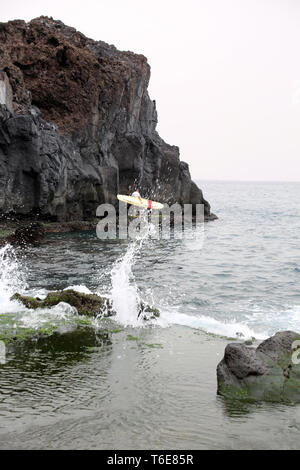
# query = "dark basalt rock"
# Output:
<box><xmin>12</xmin><ymin>289</ymin><xmax>160</xmax><ymax>321</ymax></box>
<box><xmin>0</xmin><ymin>16</ymin><xmax>215</xmax><ymax>222</ymax></box>
<box><xmin>217</xmin><ymin>331</ymin><xmax>300</xmax><ymax>403</ymax></box>
<box><xmin>0</xmin><ymin>221</ymin><xmax>45</xmax><ymax>246</ymax></box>
<box><xmin>11</xmin><ymin>221</ymin><xmax>44</xmax><ymax>245</ymax></box>
<box><xmin>138</xmin><ymin>301</ymin><xmax>160</xmax><ymax>321</ymax></box>
<box><xmin>12</xmin><ymin>289</ymin><xmax>113</xmax><ymax>317</ymax></box>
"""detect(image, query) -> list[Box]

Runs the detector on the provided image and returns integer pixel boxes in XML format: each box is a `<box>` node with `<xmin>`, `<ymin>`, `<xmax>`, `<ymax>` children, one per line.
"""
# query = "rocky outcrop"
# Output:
<box><xmin>0</xmin><ymin>221</ymin><xmax>45</xmax><ymax>246</ymax></box>
<box><xmin>12</xmin><ymin>289</ymin><xmax>160</xmax><ymax>320</ymax></box>
<box><xmin>0</xmin><ymin>16</ymin><xmax>213</xmax><ymax>222</ymax></box>
<box><xmin>12</xmin><ymin>290</ymin><xmax>113</xmax><ymax>317</ymax></box>
<box><xmin>217</xmin><ymin>331</ymin><xmax>300</xmax><ymax>403</ymax></box>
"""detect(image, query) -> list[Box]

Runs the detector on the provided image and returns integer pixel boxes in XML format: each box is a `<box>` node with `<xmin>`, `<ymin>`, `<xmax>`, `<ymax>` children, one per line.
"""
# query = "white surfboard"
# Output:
<box><xmin>117</xmin><ymin>194</ymin><xmax>164</xmax><ymax>210</ymax></box>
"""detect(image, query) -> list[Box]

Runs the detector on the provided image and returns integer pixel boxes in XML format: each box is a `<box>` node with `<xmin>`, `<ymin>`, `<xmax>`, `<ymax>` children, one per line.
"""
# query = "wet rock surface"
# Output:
<box><xmin>217</xmin><ymin>331</ymin><xmax>300</xmax><ymax>403</ymax></box>
<box><xmin>0</xmin><ymin>221</ymin><xmax>45</xmax><ymax>246</ymax></box>
<box><xmin>12</xmin><ymin>289</ymin><xmax>160</xmax><ymax>322</ymax></box>
<box><xmin>12</xmin><ymin>289</ymin><xmax>113</xmax><ymax>317</ymax></box>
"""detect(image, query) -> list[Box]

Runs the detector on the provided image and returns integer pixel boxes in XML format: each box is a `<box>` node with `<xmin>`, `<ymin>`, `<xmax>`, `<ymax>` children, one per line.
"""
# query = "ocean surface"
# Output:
<box><xmin>0</xmin><ymin>180</ymin><xmax>300</xmax><ymax>449</ymax></box>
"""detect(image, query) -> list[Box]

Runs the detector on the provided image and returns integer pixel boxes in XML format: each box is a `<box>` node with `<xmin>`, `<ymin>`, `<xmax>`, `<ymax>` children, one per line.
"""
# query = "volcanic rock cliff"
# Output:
<box><xmin>0</xmin><ymin>16</ymin><xmax>213</xmax><ymax>221</ymax></box>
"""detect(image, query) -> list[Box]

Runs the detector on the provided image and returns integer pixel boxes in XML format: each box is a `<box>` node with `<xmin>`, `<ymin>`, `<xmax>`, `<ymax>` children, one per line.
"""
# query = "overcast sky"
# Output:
<box><xmin>2</xmin><ymin>0</ymin><xmax>300</xmax><ymax>181</ymax></box>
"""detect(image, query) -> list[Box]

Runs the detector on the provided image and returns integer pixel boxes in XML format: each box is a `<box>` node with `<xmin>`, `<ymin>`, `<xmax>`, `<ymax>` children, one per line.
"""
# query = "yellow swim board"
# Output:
<box><xmin>117</xmin><ymin>194</ymin><xmax>164</xmax><ymax>210</ymax></box>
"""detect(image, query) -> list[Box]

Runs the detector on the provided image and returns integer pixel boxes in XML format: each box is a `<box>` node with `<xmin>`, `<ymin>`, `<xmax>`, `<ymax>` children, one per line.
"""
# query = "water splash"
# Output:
<box><xmin>161</xmin><ymin>309</ymin><xmax>268</xmax><ymax>339</ymax></box>
<box><xmin>110</xmin><ymin>216</ymin><xmax>156</xmax><ymax>326</ymax></box>
<box><xmin>19</xmin><ymin>302</ymin><xmax>78</xmax><ymax>329</ymax></box>
<box><xmin>0</xmin><ymin>244</ymin><xmax>28</xmax><ymax>313</ymax></box>
<box><xmin>63</xmin><ymin>285</ymin><xmax>93</xmax><ymax>295</ymax></box>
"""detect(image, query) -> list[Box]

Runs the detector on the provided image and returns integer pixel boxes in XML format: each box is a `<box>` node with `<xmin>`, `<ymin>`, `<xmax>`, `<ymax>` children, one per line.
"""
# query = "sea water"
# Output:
<box><xmin>0</xmin><ymin>180</ymin><xmax>299</xmax><ymax>449</ymax></box>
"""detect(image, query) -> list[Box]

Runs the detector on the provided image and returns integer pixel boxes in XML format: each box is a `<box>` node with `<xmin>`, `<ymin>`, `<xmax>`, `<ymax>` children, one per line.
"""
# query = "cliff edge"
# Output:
<box><xmin>0</xmin><ymin>16</ymin><xmax>214</xmax><ymax>221</ymax></box>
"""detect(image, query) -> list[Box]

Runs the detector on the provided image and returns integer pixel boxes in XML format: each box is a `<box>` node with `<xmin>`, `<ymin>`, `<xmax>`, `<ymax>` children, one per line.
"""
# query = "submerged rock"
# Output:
<box><xmin>0</xmin><ymin>221</ymin><xmax>45</xmax><ymax>246</ymax></box>
<box><xmin>2</xmin><ymin>291</ymin><xmax>160</xmax><ymax>349</ymax></box>
<box><xmin>217</xmin><ymin>331</ymin><xmax>300</xmax><ymax>403</ymax></box>
<box><xmin>0</xmin><ymin>315</ymin><xmax>77</xmax><ymax>347</ymax></box>
<box><xmin>138</xmin><ymin>302</ymin><xmax>160</xmax><ymax>321</ymax></box>
<box><xmin>0</xmin><ymin>314</ymin><xmax>111</xmax><ymax>352</ymax></box>
<box><xmin>12</xmin><ymin>289</ymin><xmax>113</xmax><ymax>317</ymax></box>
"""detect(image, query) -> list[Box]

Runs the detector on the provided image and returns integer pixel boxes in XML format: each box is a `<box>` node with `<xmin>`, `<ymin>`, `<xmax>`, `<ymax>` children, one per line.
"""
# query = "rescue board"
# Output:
<box><xmin>117</xmin><ymin>194</ymin><xmax>164</xmax><ymax>210</ymax></box>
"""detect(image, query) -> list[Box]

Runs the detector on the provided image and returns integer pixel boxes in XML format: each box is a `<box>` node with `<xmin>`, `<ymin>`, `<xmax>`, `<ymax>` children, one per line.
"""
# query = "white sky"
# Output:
<box><xmin>2</xmin><ymin>0</ymin><xmax>300</xmax><ymax>181</ymax></box>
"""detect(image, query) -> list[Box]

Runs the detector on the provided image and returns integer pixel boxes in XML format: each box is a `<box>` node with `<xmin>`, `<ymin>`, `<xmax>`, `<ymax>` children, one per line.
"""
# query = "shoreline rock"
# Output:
<box><xmin>217</xmin><ymin>330</ymin><xmax>300</xmax><ymax>403</ymax></box>
<box><xmin>12</xmin><ymin>289</ymin><xmax>160</xmax><ymax>321</ymax></box>
<box><xmin>12</xmin><ymin>290</ymin><xmax>114</xmax><ymax>317</ymax></box>
<box><xmin>0</xmin><ymin>221</ymin><xmax>45</xmax><ymax>246</ymax></box>
<box><xmin>0</xmin><ymin>290</ymin><xmax>159</xmax><ymax>348</ymax></box>
<box><xmin>0</xmin><ymin>211</ymin><xmax>218</xmax><ymax>245</ymax></box>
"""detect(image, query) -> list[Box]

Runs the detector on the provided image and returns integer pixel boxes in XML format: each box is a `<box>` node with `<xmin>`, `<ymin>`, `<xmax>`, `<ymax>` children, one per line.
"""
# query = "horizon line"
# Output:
<box><xmin>194</xmin><ymin>178</ymin><xmax>300</xmax><ymax>183</ymax></box>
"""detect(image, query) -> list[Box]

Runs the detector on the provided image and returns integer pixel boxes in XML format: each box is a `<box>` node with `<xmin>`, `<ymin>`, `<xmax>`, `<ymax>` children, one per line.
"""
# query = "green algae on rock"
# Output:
<box><xmin>11</xmin><ymin>289</ymin><xmax>114</xmax><ymax>317</ymax></box>
<box><xmin>138</xmin><ymin>302</ymin><xmax>160</xmax><ymax>320</ymax></box>
<box><xmin>217</xmin><ymin>331</ymin><xmax>300</xmax><ymax>403</ymax></box>
<box><xmin>0</xmin><ymin>315</ymin><xmax>67</xmax><ymax>346</ymax></box>
<box><xmin>11</xmin><ymin>290</ymin><xmax>160</xmax><ymax>321</ymax></box>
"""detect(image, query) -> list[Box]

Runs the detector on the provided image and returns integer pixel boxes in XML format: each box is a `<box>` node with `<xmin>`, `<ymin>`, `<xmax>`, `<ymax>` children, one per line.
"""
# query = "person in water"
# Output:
<box><xmin>131</xmin><ymin>189</ymin><xmax>142</xmax><ymax>217</ymax></box>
